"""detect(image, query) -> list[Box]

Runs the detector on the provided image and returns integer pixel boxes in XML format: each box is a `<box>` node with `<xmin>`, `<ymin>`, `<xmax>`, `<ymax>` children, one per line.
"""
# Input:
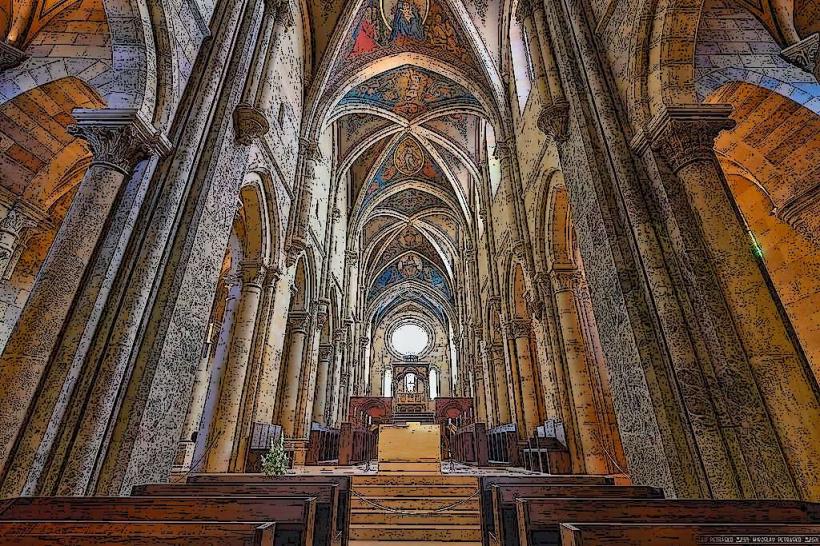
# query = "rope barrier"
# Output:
<box><xmin>350</xmin><ymin>486</ymin><xmax>481</xmax><ymax>516</ymax></box>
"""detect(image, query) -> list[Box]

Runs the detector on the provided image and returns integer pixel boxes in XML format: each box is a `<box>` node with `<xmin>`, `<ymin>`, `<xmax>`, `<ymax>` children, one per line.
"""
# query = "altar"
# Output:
<box><xmin>378</xmin><ymin>421</ymin><xmax>441</xmax><ymax>473</ymax></box>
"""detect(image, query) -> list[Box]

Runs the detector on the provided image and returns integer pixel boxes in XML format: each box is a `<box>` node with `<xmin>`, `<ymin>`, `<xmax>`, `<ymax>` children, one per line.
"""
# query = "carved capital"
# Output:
<box><xmin>550</xmin><ymin>268</ymin><xmax>582</xmax><ymax>293</ymax></box>
<box><xmin>646</xmin><ymin>105</ymin><xmax>736</xmax><ymax>173</ymax></box>
<box><xmin>537</xmin><ymin>101</ymin><xmax>570</xmax><ymax>142</ymax></box>
<box><xmin>273</xmin><ymin>0</ymin><xmax>295</xmax><ymax>29</ymax></box>
<box><xmin>315</xmin><ymin>299</ymin><xmax>330</xmax><ymax>329</ymax></box>
<box><xmin>288</xmin><ymin>311</ymin><xmax>310</xmax><ymax>334</ymax></box>
<box><xmin>0</xmin><ymin>205</ymin><xmax>37</xmax><ymax>238</ymax></box>
<box><xmin>505</xmin><ymin>318</ymin><xmax>531</xmax><ymax>339</ymax></box>
<box><xmin>523</xmin><ymin>290</ymin><xmax>543</xmax><ymax>320</ymax></box>
<box><xmin>0</xmin><ymin>42</ymin><xmax>27</xmax><ymax>71</ymax></box>
<box><xmin>233</xmin><ymin>103</ymin><xmax>270</xmax><ymax>145</ymax></box>
<box><xmin>493</xmin><ymin>140</ymin><xmax>514</xmax><ymax>166</ymax></box>
<box><xmin>67</xmin><ymin>109</ymin><xmax>171</xmax><ymax>174</ymax></box>
<box><xmin>344</xmin><ymin>249</ymin><xmax>359</xmax><ymax>265</ymax></box>
<box><xmin>285</xmin><ymin>236</ymin><xmax>307</xmax><ymax>267</ymax></box>
<box><xmin>516</xmin><ymin>0</ymin><xmax>533</xmax><ymax>21</ymax></box>
<box><xmin>781</xmin><ymin>33</ymin><xmax>819</xmax><ymax>78</ymax></box>
<box><xmin>359</xmin><ymin>336</ymin><xmax>370</xmax><ymax>348</ymax></box>
<box><xmin>318</xmin><ymin>343</ymin><xmax>334</xmax><ymax>362</ymax></box>
<box><xmin>240</xmin><ymin>260</ymin><xmax>267</xmax><ymax>287</ymax></box>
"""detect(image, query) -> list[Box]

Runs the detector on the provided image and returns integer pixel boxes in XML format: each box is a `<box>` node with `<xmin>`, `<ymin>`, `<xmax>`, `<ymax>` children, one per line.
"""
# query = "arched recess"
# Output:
<box><xmin>542</xmin><ymin>181</ymin><xmax>627</xmax><ymax>475</ymax></box>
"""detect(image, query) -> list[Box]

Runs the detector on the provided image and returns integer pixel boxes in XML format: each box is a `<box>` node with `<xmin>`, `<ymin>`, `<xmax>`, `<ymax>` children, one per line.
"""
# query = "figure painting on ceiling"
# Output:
<box><xmin>386</xmin><ymin>0</ymin><xmax>427</xmax><ymax>43</ymax></box>
<box><xmin>351</xmin><ymin>2</ymin><xmax>384</xmax><ymax>56</ymax></box>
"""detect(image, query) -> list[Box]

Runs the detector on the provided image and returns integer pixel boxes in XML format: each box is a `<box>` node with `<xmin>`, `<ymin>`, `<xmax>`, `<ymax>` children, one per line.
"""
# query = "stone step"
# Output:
<box><xmin>351</xmin><ymin>496</ymin><xmax>480</xmax><ymax>511</ymax></box>
<box><xmin>349</xmin><ymin>523</ymin><xmax>482</xmax><ymax>541</ymax></box>
<box><xmin>352</xmin><ymin>474</ymin><xmax>478</xmax><ymax>487</ymax></box>
<box><xmin>350</xmin><ymin>510</ymin><xmax>480</xmax><ymax>526</ymax></box>
<box><xmin>353</xmin><ymin>484</ymin><xmax>478</xmax><ymax>497</ymax></box>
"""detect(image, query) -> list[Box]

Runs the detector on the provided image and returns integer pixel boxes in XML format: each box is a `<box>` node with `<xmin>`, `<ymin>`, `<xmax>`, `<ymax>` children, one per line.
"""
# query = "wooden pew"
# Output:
<box><xmin>187</xmin><ymin>474</ymin><xmax>351</xmax><ymax>545</ymax></box>
<box><xmin>0</xmin><ymin>496</ymin><xmax>315</xmax><ymax>546</ymax></box>
<box><xmin>560</xmin><ymin>522</ymin><xmax>820</xmax><ymax>546</ymax></box>
<box><xmin>490</xmin><ymin>485</ymin><xmax>663</xmax><ymax>546</ymax></box>
<box><xmin>0</xmin><ymin>521</ymin><xmax>276</xmax><ymax>545</ymax></box>
<box><xmin>515</xmin><ymin>498</ymin><xmax>820</xmax><ymax>546</ymax></box>
<box><xmin>479</xmin><ymin>475</ymin><xmax>614</xmax><ymax>546</ymax></box>
<box><xmin>132</xmin><ymin>481</ymin><xmax>339</xmax><ymax>546</ymax></box>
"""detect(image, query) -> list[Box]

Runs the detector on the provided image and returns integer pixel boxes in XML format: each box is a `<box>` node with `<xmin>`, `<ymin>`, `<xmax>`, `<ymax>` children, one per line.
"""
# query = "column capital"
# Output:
<box><xmin>68</xmin><ymin>109</ymin><xmax>172</xmax><ymax>174</ymax></box>
<box><xmin>284</xmin><ymin>236</ymin><xmax>307</xmax><ymax>267</ymax></box>
<box><xmin>359</xmin><ymin>336</ymin><xmax>370</xmax><ymax>348</ymax></box>
<box><xmin>505</xmin><ymin>318</ymin><xmax>531</xmax><ymax>339</ymax></box>
<box><xmin>344</xmin><ymin>249</ymin><xmax>359</xmax><ymax>265</ymax></box>
<box><xmin>318</xmin><ymin>343</ymin><xmax>334</xmax><ymax>362</ymax></box>
<box><xmin>272</xmin><ymin>0</ymin><xmax>295</xmax><ymax>29</ymax></box>
<box><xmin>0</xmin><ymin>205</ymin><xmax>37</xmax><ymax>238</ymax></box>
<box><xmin>239</xmin><ymin>260</ymin><xmax>267</xmax><ymax>287</ymax></box>
<box><xmin>493</xmin><ymin>140</ymin><xmax>514</xmax><ymax>166</ymax></box>
<box><xmin>516</xmin><ymin>0</ymin><xmax>534</xmax><ymax>21</ymax></box>
<box><xmin>646</xmin><ymin>105</ymin><xmax>736</xmax><ymax>173</ymax></box>
<box><xmin>288</xmin><ymin>311</ymin><xmax>310</xmax><ymax>334</ymax></box>
<box><xmin>233</xmin><ymin>103</ymin><xmax>270</xmax><ymax>145</ymax></box>
<box><xmin>550</xmin><ymin>268</ymin><xmax>582</xmax><ymax>293</ymax></box>
<box><xmin>314</xmin><ymin>300</ymin><xmax>330</xmax><ymax>330</ymax></box>
<box><xmin>537</xmin><ymin>101</ymin><xmax>570</xmax><ymax>142</ymax></box>
<box><xmin>333</xmin><ymin>329</ymin><xmax>345</xmax><ymax>343</ymax></box>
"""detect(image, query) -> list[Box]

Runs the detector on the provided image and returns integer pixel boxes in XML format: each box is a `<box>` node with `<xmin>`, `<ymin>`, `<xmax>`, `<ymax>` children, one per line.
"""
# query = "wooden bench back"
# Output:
<box><xmin>0</xmin><ymin>521</ymin><xmax>276</xmax><ymax>545</ymax></box>
<box><xmin>131</xmin><ymin>482</ymin><xmax>339</xmax><ymax>546</ymax></box>
<box><xmin>560</xmin><ymin>522</ymin><xmax>820</xmax><ymax>546</ymax></box>
<box><xmin>489</xmin><ymin>485</ymin><xmax>662</xmax><ymax>546</ymax></box>
<box><xmin>0</xmin><ymin>496</ymin><xmax>316</xmax><ymax>546</ymax></box>
<box><xmin>516</xmin><ymin>498</ymin><xmax>820</xmax><ymax>546</ymax></box>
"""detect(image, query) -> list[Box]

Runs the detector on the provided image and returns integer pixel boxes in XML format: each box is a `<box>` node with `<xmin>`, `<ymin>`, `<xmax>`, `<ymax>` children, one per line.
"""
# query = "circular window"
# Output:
<box><xmin>391</xmin><ymin>323</ymin><xmax>430</xmax><ymax>356</ymax></box>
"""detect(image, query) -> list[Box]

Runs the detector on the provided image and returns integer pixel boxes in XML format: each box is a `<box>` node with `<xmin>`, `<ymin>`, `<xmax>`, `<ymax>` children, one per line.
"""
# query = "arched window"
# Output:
<box><xmin>429</xmin><ymin>368</ymin><xmax>439</xmax><ymax>399</ymax></box>
<box><xmin>383</xmin><ymin>368</ymin><xmax>393</xmax><ymax>396</ymax></box>
<box><xmin>510</xmin><ymin>16</ymin><xmax>533</xmax><ymax>111</ymax></box>
<box><xmin>486</xmin><ymin>123</ymin><xmax>502</xmax><ymax>198</ymax></box>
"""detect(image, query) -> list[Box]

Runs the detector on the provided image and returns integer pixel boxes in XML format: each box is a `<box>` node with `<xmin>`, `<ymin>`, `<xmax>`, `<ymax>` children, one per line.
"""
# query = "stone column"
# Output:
<box><xmin>203</xmin><ymin>260</ymin><xmax>266</xmax><ymax>472</ymax></box>
<box><xmin>507</xmin><ymin>318</ymin><xmax>540</xmax><ymax>437</ymax></box>
<box><xmin>551</xmin><ymin>269</ymin><xmax>608</xmax><ymax>474</ymax></box>
<box><xmin>330</xmin><ymin>329</ymin><xmax>346</xmax><ymax>424</ymax></box>
<box><xmin>489</xmin><ymin>343</ymin><xmax>512</xmax><ymax>423</ymax></box>
<box><xmin>280</xmin><ymin>311</ymin><xmax>310</xmax><ymax>437</ymax></box>
<box><xmin>647</xmin><ymin>105</ymin><xmax>820</xmax><ymax>500</ymax></box>
<box><xmin>516</xmin><ymin>0</ymin><xmax>552</xmax><ymax>107</ymax></box>
<box><xmin>0</xmin><ymin>109</ymin><xmax>169</xmax><ymax>475</ymax></box>
<box><xmin>175</xmin><ymin>321</ymin><xmax>216</xmax><ymax>471</ymax></box>
<box><xmin>358</xmin><ymin>335</ymin><xmax>371</xmax><ymax>395</ymax></box>
<box><xmin>312</xmin><ymin>344</ymin><xmax>333</xmax><ymax>424</ymax></box>
<box><xmin>255</xmin><ymin>1</ymin><xmax>295</xmax><ymax>111</ymax></box>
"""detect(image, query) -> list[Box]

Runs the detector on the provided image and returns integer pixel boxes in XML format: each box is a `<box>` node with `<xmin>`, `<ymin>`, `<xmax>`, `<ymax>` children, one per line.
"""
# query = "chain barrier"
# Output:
<box><xmin>350</xmin><ymin>486</ymin><xmax>481</xmax><ymax>516</ymax></box>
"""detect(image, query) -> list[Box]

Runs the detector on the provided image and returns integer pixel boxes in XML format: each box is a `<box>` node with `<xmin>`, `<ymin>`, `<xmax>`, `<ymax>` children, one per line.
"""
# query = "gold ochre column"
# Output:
<box><xmin>280</xmin><ymin>311</ymin><xmax>310</xmax><ymax>437</ymax></box>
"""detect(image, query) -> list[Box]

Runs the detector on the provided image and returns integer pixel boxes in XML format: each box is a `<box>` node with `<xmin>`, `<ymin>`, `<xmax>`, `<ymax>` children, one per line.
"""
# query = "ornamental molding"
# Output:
<box><xmin>550</xmin><ymin>268</ymin><xmax>582</xmax><ymax>293</ymax></box>
<box><xmin>318</xmin><ymin>343</ymin><xmax>334</xmax><ymax>362</ymax></box>
<box><xmin>67</xmin><ymin>109</ymin><xmax>172</xmax><ymax>175</ymax></box>
<box><xmin>505</xmin><ymin>318</ymin><xmax>531</xmax><ymax>339</ymax></box>
<box><xmin>288</xmin><ymin>311</ymin><xmax>310</xmax><ymax>334</ymax></box>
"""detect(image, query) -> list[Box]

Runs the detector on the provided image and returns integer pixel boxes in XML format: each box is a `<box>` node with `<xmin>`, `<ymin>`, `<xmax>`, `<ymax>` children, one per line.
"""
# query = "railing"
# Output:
<box><xmin>338</xmin><ymin>422</ymin><xmax>378</xmax><ymax>466</ymax></box>
<box><xmin>487</xmin><ymin>423</ymin><xmax>520</xmax><ymax>466</ymax></box>
<box><xmin>449</xmin><ymin>422</ymin><xmax>490</xmax><ymax>466</ymax></box>
<box><xmin>305</xmin><ymin>422</ymin><xmax>340</xmax><ymax>465</ymax></box>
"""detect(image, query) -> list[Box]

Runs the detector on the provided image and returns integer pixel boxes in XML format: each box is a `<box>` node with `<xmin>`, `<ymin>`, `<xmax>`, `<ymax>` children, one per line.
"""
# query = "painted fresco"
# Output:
<box><xmin>344</xmin><ymin>0</ymin><xmax>477</xmax><ymax>70</ymax></box>
<box><xmin>339</xmin><ymin>66</ymin><xmax>479</xmax><ymax>120</ymax></box>
<box><xmin>362</xmin><ymin>136</ymin><xmax>452</xmax><ymax>207</ymax></box>
<box><xmin>372</xmin><ymin>289</ymin><xmax>448</xmax><ymax>325</ymax></box>
<box><xmin>368</xmin><ymin>252</ymin><xmax>453</xmax><ymax>304</ymax></box>
<box><xmin>368</xmin><ymin>224</ymin><xmax>447</xmax><ymax>275</ymax></box>
<box><xmin>376</xmin><ymin>188</ymin><xmax>447</xmax><ymax>217</ymax></box>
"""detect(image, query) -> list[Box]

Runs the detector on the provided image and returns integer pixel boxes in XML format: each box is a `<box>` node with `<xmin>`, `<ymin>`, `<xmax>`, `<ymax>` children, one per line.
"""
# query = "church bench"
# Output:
<box><xmin>559</xmin><ymin>522</ymin><xmax>820</xmax><ymax>546</ymax></box>
<box><xmin>514</xmin><ymin>498</ymin><xmax>820</xmax><ymax>546</ymax></box>
<box><xmin>0</xmin><ymin>521</ymin><xmax>276</xmax><ymax>545</ymax></box>
<box><xmin>0</xmin><ymin>496</ymin><xmax>316</xmax><ymax>546</ymax></box>
<box><xmin>131</xmin><ymin>481</ymin><xmax>340</xmax><ymax>546</ymax></box>
<box><xmin>479</xmin><ymin>475</ymin><xmax>614</xmax><ymax>546</ymax></box>
<box><xmin>187</xmin><ymin>474</ymin><xmax>351</xmax><ymax>544</ymax></box>
<box><xmin>489</xmin><ymin>484</ymin><xmax>664</xmax><ymax>546</ymax></box>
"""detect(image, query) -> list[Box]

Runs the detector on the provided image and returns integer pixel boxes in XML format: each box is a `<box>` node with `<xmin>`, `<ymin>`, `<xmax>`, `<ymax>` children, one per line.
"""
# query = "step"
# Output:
<box><xmin>351</xmin><ymin>496</ymin><xmax>480</xmax><ymax>511</ymax></box>
<box><xmin>349</xmin><ymin>523</ymin><xmax>482</xmax><ymax>541</ymax></box>
<box><xmin>353</xmin><ymin>484</ymin><xmax>479</xmax><ymax>497</ymax></box>
<box><xmin>352</xmin><ymin>474</ymin><xmax>478</xmax><ymax>487</ymax></box>
<box><xmin>350</xmin><ymin>510</ymin><xmax>480</xmax><ymax>526</ymax></box>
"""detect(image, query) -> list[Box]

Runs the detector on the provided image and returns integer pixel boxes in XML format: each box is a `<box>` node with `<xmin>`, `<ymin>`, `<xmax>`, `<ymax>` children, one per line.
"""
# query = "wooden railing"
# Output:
<box><xmin>305</xmin><ymin>422</ymin><xmax>340</xmax><ymax>465</ymax></box>
<box><xmin>338</xmin><ymin>422</ymin><xmax>377</xmax><ymax>466</ymax></box>
<box><xmin>449</xmin><ymin>422</ymin><xmax>490</xmax><ymax>466</ymax></box>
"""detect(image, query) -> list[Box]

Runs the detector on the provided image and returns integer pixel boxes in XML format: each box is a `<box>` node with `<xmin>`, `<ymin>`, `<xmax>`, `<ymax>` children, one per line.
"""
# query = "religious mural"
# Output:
<box><xmin>361</xmin><ymin>136</ymin><xmax>452</xmax><ymax>207</ymax></box>
<box><xmin>367</xmin><ymin>224</ymin><xmax>448</xmax><ymax>276</ymax></box>
<box><xmin>344</xmin><ymin>0</ymin><xmax>476</xmax><ymax>70</ymax></box>
<box><xmin>339</xmin><ymin>66</ymin><xmax>479</xmax><ymax>120</ymax></box>
<box><xmin>368</xmin><ymin>251</ymin><xmax>453</xmax><ymax>304</ymax></box>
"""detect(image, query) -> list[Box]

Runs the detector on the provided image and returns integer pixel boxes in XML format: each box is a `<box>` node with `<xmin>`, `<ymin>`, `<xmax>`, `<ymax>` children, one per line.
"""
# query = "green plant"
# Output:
<box><xmin>261</xmin><ymin>435</ymin><xmax>288</xmax><ymax>476</ymax></box>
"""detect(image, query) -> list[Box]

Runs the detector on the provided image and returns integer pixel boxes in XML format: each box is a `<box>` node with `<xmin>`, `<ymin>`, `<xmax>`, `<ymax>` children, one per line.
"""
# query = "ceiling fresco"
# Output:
<box><xmin>366</xmin><ymin>223</ymin><xmax>448</xmax><ymax>276</ymax></box>
<box><xmin>367</xmin><ymin>251</ymin><xmax>453</xmax><ymax>305</ymax></box>
<box><xmin>360</xmin><ymin>135</ymin><xmax>454</xmax><ymax>208</ymax></box>
<box><xmin>339</xmin><ymin>65</ymin><xmax>480</xmax><ymax>120</ymax></box>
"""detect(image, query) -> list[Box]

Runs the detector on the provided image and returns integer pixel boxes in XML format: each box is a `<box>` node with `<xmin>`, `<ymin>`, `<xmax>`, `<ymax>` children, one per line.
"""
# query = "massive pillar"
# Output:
<box><xmin>203</xmin><ymin>260</ymin><xmax>266</xmax><ymax>472</ymax></box>
<box><xmin>0</xmin><ymin>109</ymin><xmax>169</xmax><ymax>489</ymax></box>
<box><xmin>645</xmin><ymin>106</ymin><xmax>820</xmax><ymax>500</ymax></box>
<box><xmin>551</xmin><ymin>269</ymin><xmax>608</xmax><ymax>474</ymax></box>
<box><xmin>312</xmin><ymin>344</ymin><xmax>333</xmax><ymax>424</ymax></box>
<box><xmin>281</xmin><ymin>312</ymin><xmax>310</xmax><ymax>437</ymax></box>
